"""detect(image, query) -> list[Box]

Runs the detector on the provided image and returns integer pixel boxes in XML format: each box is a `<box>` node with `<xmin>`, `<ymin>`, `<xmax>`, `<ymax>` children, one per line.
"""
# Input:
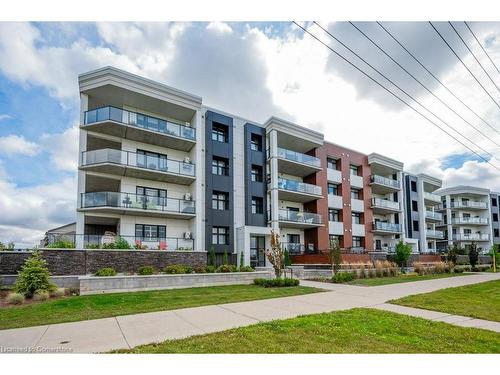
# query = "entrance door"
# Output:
<box><xmin>250</xmin><ymin>236</ymin><xmax>265</xmax><ymax>267</ymax></box>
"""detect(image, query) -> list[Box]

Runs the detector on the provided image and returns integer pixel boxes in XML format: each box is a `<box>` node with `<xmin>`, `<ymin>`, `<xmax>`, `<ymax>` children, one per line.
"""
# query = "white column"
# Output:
<box><xmin>75</xmin><ymin>94</ymin><xmax>88</xmax><ymax>249</ymax></box>
<box><xmin>269</xmin><ymin>130</ymin><xmax>280</xmax><ymax>232</ymax></box>
<box><xmin>446</xmin><ymin>195</ymin><xmax>453</xmax><ymax>247</ymax></box>
<box><xmin>194</xmin><ymin>109</ymin><xmax>205</xmax><ymax>252</ymax></box>
<box><xmin>397</xmin><ymin>171</ymin><xmax>406</xmax><ymax>243</ymax></box>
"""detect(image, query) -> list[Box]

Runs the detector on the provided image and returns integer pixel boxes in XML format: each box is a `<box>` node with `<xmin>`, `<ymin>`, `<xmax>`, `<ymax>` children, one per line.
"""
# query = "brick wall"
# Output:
<box><xmin>0</xmin><ymin>249</ymin><xmax>207</xmax><ymax>276</ymax></box>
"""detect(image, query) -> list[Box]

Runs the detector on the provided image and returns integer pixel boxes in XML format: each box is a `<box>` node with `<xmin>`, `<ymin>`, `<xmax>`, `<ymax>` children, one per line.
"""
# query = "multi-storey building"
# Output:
<box><xmin>403</xmin><ymin>173</ymin><xmax>443</xmax><ymax>253</ymax></box>
<box><xmin>72</xmin><ymin>66</ymin><xmax>499</xmax><ymax>265</ymax></box>
<box><xmin>436</xmin><ymin>186</ymin><xmax>493</xmax><ymax>252</ymax></box>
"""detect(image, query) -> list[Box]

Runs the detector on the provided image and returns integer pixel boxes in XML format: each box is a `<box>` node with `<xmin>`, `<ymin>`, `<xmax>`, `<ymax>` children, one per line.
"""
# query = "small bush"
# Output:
<box><xmin>15</xmin><ymin>251</ymin><xmax>56</xmax><ymax>297</ymax></box>
<box><xmin>67</xmin><ymin>287</ymin><xmax>80</xmax><ymax>296</ymax></box>
<box><xmin>216</xmin><ymin>264</ymin><xmax>237</xmax><ymax>273</ymax></box>
<box><xmin>204</xmin><ymin>265</ymin><xmax>216</xmax><ymax>273</ymax></box>
<box><xmin>194</xmin><ymin>266</ymin><xmax>207</xmax><ymax>273</ymax></box>
<box><xmin>46</xmin><ymin>240</ymin><xmax>75</xmax><ymax>249</ymax></box>
<box><xmin>253</xmin><ymin>278</ymin><xmax>299</xmax><ymax>287</ymax></box>
<box><xmin>434</xmin><ymin>262</ymin><xmax>446</xmax><ymax>274</ymax></box>
<box><xmin>49</xmin><ymin>288</ymin><xmax>65</xmax><ymax>298</ymax></box>
<box><xmin>239</xmin><ymin>266</ymin><xmax>254</xmax><ymax>272</ymax></box>
<box><xmin>6</xmin><ymin>293</ymin><xmax>24</xmax><ymax>305</ymax></box>
<box><xmin>164</xmin><ymin>264</ymin><xmax>192</xmax><ymax>274</ymax></box>
<box><xmin>368</xmin><ymin>269</ymin><xmax>376</xmax><ymax>278</ymax></box>
<box><xmin>472</xmin><ymin>264</ymin><xmax>491</xmax><ymax>272</ymax></box>
<box><xmin>137</xmin><ymin>266</ymin><xmax>156</xmax><ymax>275</ymax></box>
<box><xmin>454</xmin><ymin>267</ymin><xmax>464</xmax><ymax>273</ymax></box>
<box><xmin>94</xmin><ymin>267</ymin><xmax>117</xmax><ymax>277</ymax></box>
<box><xmin>32</xmin><ymin>290</ymin><xmax>49</xmax><ymax>301</ymax></box>
<box><xmin>332</xmin><ymin>271</ymin><xmax>356</xmax><ymax>283</ymax></box>
<box><xmin>85</xmin><ymin>243</ymin><xmax>100</xmax><ymax>249</ymax></box>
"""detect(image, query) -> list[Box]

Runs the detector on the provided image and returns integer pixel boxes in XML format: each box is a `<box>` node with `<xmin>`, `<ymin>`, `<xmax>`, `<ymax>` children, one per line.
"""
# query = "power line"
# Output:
<box><xmin>448</xmin><ymin>21</ymin><xmax>500</xmax><ymax>94</ymax></box>
<box><xmin>464</xmin><ymin>21</ymin><xmax>500</xmax><ymax>77</ymax></box>
<box><xmin>346</xmin><ymin>21</ymin><xmax>500</xmax><ymax>149</ymax></box>
<box><xmin>291</xmin><ymin>22</ymin><xmax>500</xmax><ymax>172</ymax></box>
<box><xmin>310</xmin><ymin>21</ymin><xmax>500</xmax><ymax>164</ymax></box>
<box><xmin>377</xmin><ymin>21</ymin><xmax>500</xmax><ymax>136</ymax></box>
<box><xmin>429</xmin><ymin>21</ymin><xmax>500</xmax><ymax>111</ymax></box>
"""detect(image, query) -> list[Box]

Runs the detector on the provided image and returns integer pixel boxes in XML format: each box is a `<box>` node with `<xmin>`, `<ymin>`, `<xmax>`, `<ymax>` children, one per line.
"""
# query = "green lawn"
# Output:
<box><xmin>117</xmin><ymin>308</ymin><xmax>500</xmax><ymax>353</ymax></box>
<box><xmin>392</xmin><ymin>280</ymin><xmax>500</xmax><ymax>322</ymax></box>
<box><xmin>348</xmin><ymin>272</ymin><xmax>469</xmax><ymax>286</ymax></box>
<box><xmin>0</xmin><ymin>285</ymin><xmax>321</xmax><ymax>330</ymax></box>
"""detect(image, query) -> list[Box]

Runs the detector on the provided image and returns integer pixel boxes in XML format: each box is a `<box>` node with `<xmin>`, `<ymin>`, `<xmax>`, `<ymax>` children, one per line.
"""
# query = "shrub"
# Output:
<box><xmin>163</xmin><ymin>265</ymin><xmax>192</xmax><ymax>274</ymax></box>
<box><xmin>454</xmin><ymin>264</ymin><xmax>471</xmax><ymax>272</ymax></box>
<box><xmin>15</xmin><ymin>251</ymin><xmax>56</xmax><ymax>297</ymax></box>
<box><xmin>6</xmin><ymin>292</ymin><xmax>24</xmax><ymax>305</ymax></box>
<box><xmin>331</xmin><ymin>271</ymin><xmax>356</xmax><ymax>283</ymax></box>
<box><xmin>194</xmin><ymin>266</ymin><xmax>206</xmax><ymax>273</ymax></box>
<box><xmin>368</xmin><ymin>269</ymin><xmax>376</xmax><ymax>278</ymax></box>
<box><xmin>222</xmin><ymin>250</ymin><xmax>229</xmax><ymax>265</ymax></box>
<box><xmin>454</xmin><ymin>267</ymin><xmax>464</xmax><ymax>273</ymax></box>
<box><xmin>469</xmin><ymin>243</ymin><xmax>479</xmax><ymax>268</ymax></box>
<box><xmin>85</xmin><ymin>243</ymin><xmax>100</xmax><ymax>249</ymax></box>
<box><xmin>413</xmin><ymin>262</ymin><xmax>425</xmax><ymax>276</ymax></box>
<box><xmin>253</xmin><ymin>278</ymin><xmax>299</xmax><ymax>287</ymax></box>
<box><xmin>472</xmin><ymin>264</ymin><xmax>490</xmax><ymax>272</ymax></box>
<box><xmin>204</xmin><ymin>265</ymin><xmax>216</xmax><ymax>273</ymax></box>
<box><xmin>395</xmin><ymin>240</ymin><xmax>413</xmax><ymax>268</ymax></box>
<box><xmin>358</xmin><ymin>267</ymin><xmax>366</xmax><ymax>279</ymax></box>
<box><xmin>94</xmin><ymin>267</ymin><xmax>117</xmax><ymax>277</ymax></box>
<box><xmin>32</xmin><ymin>290</ymin><xmax>49</xmax><ymax>302</ymax></box>
<box><xmin>239</xmin><ymin>266</ymin><xmax>254</xmax><ymax>272</ymax></box>
<box><xmin>49</xmin><ymin>288</ymin><xmax>65</xmax><ymax>298</ymax></box>
<box><xmin>208</xmin><ymin>247</ymin><xmax>216</xmax><ymax>267</ymax></box>
<box><xmin>434</xmin><ymin>262</ymin><xmax>446</xmax><ymax>274</ymax></box>
<box><xmin>67</xmin><ymin>287</ymin><xmax>80</xmax><ymax>296</ymax></box>
<box><xmin>284</xmin><ymin>249</ymin><xmax>291</xmax><ymax>267</ymax></box>
<box><xmin>216</xmin><ymin>264</ymin><xmax>237</xmax><ymax>273</ymax></box>
<box><xmin>137</xmin><ymin>266</ymin><xmax>156</xmax><ymax>275</ymax></box>
<box><xmin>46</xmin><ymin>240</ymin><xmax>75</xmax><ymax>249</ymax></box>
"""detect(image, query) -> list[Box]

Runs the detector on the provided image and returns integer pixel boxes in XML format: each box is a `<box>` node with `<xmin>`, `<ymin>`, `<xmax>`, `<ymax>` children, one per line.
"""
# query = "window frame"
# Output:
<box><xmin>250</xmin><ymin>134</ymin><xmax>262</xmax><ymax>152</ymax></box>
<box><xmin>251</xmin><ymin>165</ymin><xmax>263</xmax><ymax>182</ymax></box>
<box><xmin>212</xmin><ymin>226</ymin><xmax>229</xmax><ymax>245</ymax></box>
<box><xmin>212</xmin><ymin>156</ymin><xmax>229</xmax><ymax>176</ymax></box>
<box><xmin>211</xmin><ymin>123</ymin><xmax>228</xmax><ymax>143</ymax></box>
<box><xmin>212</xmin><ymin>191</ymin><xmax>229</xmax><ymax>211</ymax></box>
<box><xmin>251</xmin><ymin>196</ymin><xmax>264</xmax><ymax>214</ymax></box>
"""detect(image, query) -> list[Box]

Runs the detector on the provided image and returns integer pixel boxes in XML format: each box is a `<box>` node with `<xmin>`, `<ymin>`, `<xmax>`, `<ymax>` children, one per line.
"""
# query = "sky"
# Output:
<box><xmin>0</xmin><ymin>21</ymin><xmax>500</xmax><ymax>247</ymax></box>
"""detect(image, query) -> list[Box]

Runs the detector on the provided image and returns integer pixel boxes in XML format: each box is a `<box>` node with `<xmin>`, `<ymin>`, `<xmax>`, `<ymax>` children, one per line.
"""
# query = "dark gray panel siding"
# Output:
<box><xmin>404</xmin><ymin>174</ymin><xmax>420</xmax><ymax>243</ymax></box>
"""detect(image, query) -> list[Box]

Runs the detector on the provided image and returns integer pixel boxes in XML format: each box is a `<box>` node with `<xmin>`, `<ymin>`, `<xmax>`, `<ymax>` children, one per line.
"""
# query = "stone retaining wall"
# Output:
<box><xmin>0</xmin><ymin>249</ymin><xmax>207</xmax><ymax>276</ymax></box>
<box><xmin>0</xmin><ymin>275</ymin><xmax>80</xmax><ymax>289</ymax></box>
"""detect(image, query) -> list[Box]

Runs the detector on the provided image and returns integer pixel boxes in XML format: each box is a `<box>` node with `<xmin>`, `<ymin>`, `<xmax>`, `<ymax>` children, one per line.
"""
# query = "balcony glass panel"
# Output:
<box><xmin>371</xmin><ymin>198</ymin><xmax>400</xmax><ymax>210</ymax></box>
<box><xmin>278</xmin><ymin>209</ymin><xmax>322</xmax><ymax>224</ymax></box>
<box><xmin>453</xmin><ymin>233</ymin><xmax>490</xmax><ymax>241</ymax></box>
<box><xmin>277</xmin><ymin>147</ymin><xmax>321</xmax><ymax>168</ymax></box>
<box><xmin>370</xmin><ymin>175</ymin><xmax>399</xmax><ymax>189</ymax></box>
<box><xmin>278</xmin><ymin>177</ymin><xmax>322</xmax><ymax>196</ymax></box>
<box><xmin>451</xmin><ymin>201</ymin><xmax>488</xmax><ymax>209</ymax></box>
<box><xmin>425</xmin><ymin>211</ymin><xmax>443</xmax><ymax>220</ymax></box>
<box><xmin>373</xmin><ymin>221</ymin><xmax>401</xmax><ymax>232</ymax></box>
<box><xmin>451</xmin><ymin>217</ymin><xmax>488</xmax><ymax>225</ymax></box>
<box><xmin>424</xmin><ymin>192</ymin><xmax>441</xmax><ymax>202</ymax></box>
<box><xmin>426</xmin><ymin>229</ymin><xmax>444</xmax><ymax>238</ymax></box>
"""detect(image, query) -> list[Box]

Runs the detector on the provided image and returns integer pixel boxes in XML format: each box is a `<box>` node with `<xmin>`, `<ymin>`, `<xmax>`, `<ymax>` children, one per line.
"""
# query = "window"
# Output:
<box><xmin>329</xmin><ymin>235</ymin><xmax>341</xmax><ymax>247</ymax></box>
<box><xmin>464</xmin><ymin>229</ymin><xmax>472</xmax><ymax>235</ymax></box>
<box><xmin>413</xmin><ymin>220</ymin><xmax>419</xmax><ymax>231</ymax></box>
<box><xmin>212</xmin><ymin>226</ymin><xmax>229</xmax><ymax>245</ymax></box>
<box><xmin>495</xmin><ymin>229</ymin><xmax>499</xmax><ymax>237</ymax></box>
<box><xmin>493</xmin><ymin>213</ymin><xmax>498</xmax><ymax>222</ymax></box>
<box><xmin>352</xmin><ymin>236</ymin><xmax>362</xmax><ymax>248</ymax></box>
<box><xmin>212</xmin><ymin>191</ymin><xmax>229</xmax><ymax>210</ymax></box>
<box><xmin>410</xmin><ymin>180</ymin><xmax>417</xmax><ymax>192</ymax></box>
<box><xmin>327</xmin><ymin>158</ymin><xmax>338</xmax><ymax>170</ymax></box>
<box><xmin>250</xmin><ymin>134</ymin><xmax>262</xmax><ymax>151</ymax></box>
<box><xmin>351</xmin><ymin>188</ymin><xmax>361</xmax><ymax>200</ymax></box>
<box><xmin>251</xmin><ymin>165</ymin><xmax>263</xmax><ymax>182</ymax></box>
<box><xmin>135</xmin><ymin>224</ymin><xmax>166</xmax><ymax>240</ymax></box>
<box><xmin>137</xmin><ymin>149</ymin><xmax>167</xmax><ymax>170</ymax></box>
<box><xmin>352</xmin><ymin>212</ymin><xmax>361</xmax><ymax>224</ymax></box>
<box><xmin>350</xmin><ymin>164</ymin><xmax>359</xmax><ymax>176</ymax></box>
<box><xmin>328</xmin><ymin>209</ymin><xmax>340</xmax><ymax>222</ymax></box>
<box><xmin>328</xmin><ymin>183</ymin><xmax>340</xmax><ymax>195</ymax></box>
<box><xmin>492</xmin><ymin>198</ymin><xmax>498</xmax><ymax>207</ymax></box>
<box><xmin>211</xmin><ymin>123</ymin><xmax>228</xmax><ymax>142</ymax></box>
<box><xmin>251</xmin><ymin>197</ymin><xmax>263</xmax><ymax>214</ymax></box>
<box><xmin>212</xmin><ymin>156</ymin><xmax>229</xmax><ymax>176</ymax></box>
<box><xmin>411</xmin><ymin>200</ymin><xmax>418</xmax><ymax>211</ymax></box>
<box><xmin>136</xmin><ymin>186</ymin><xmax>167</xmax><ymax>206</ymax></box>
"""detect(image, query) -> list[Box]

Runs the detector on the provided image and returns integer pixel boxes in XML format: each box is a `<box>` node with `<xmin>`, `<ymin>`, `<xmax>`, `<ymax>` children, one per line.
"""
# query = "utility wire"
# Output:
<box><xmin>429</xmin><ymin>21</ymin><xmax>500</xmax><ymax>111</ymax></box>
<box><xmin>309</xmin><ymin>21</ymin><xmax>500</xmax><ymax>164</ymax></box>
<box><xmin>346</xmin><ymin>21</ymin><xmax>500</xmax><ymax>148</ymax></box>
<box><xmin>291</xmin><ymin>22</ymin><xmax>500</xmax><ymax>172</ymax></box>
<box><xmin>377</xmin><ymin>21</ymin><xmax>500</xmax><ymax>136</ymax></box>
<box><xmin>464</xmin><ymin>21</ymin><xmax>500</xmax><ymax>77</ymax></box>
<box><xmin>448</xmin><ymin>21</ymin><xmax>500</xmax><ymax>94</ymax></box>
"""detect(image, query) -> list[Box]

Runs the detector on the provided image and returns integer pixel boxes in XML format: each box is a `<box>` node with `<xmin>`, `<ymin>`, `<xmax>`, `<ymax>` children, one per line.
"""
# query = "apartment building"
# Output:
<box><xmin>436</xmin><ymin>186</ymin><xmax>493</xmax><ymax>252</ymax></box>
<box><xmin>403</xmin><ymin>173</ymin><xmax>443</xmax><ymax>253</ymax></box>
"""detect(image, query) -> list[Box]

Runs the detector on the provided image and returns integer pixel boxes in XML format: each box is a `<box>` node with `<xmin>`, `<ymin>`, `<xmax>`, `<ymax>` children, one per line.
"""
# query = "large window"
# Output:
<box><xmin>212</xmin><ymin>226</ymin><xmax>229</xmax><ymax>245</ymax></box>
<box><xmin>212</xmin><ymin>156</ymin><xmax>229</xmax><ymax>176</ymax></box>
<box><xmin>328</xmin><ymin>208</ymin><xmax>340</xmax><ymax>222</ymax></box>
<box><xmin>328</xmin><ymin>183</ymin><xmax>340</xmax><ymax>195</ymax></box>
<box><xmin>327</xmin><ymin>158</ymin><xmax>338</xmax><ymax>170</ymax></box>
<box><xmin>135</xmin><ymin>224</ymin><xmax>166</xmax><ymax>240</ymax></box>
<box><xmin>251</xmin><ymin>197</ymin><xmax>264</xmax><ymax>214</ymax></box>
<box><xmin>212</xmin><ymin>191</ymin><xmax>229</xmax><ymax>210</ymax></box>
<box><xmin>352</xmin><ymin>212</ymin><xmax>362</xmax><ymax>224</ymax></box>
<box><xmin>250</xmin><ymin>134</ymin><xmax>262</xmax><ymax>151</ymax></box>
<box><xmin>136</xmin><ymin>186</ymin><xmax>167</xmax><ymax>206</ymax></box>
<box><xmin>211</xmin><ymin>123</ymin><xmax>228</xmax><ymax>143</ymax></box>
<box><xmin>352</xmin><ymin>236</ymin><xmax>362</xmax><ymax>248</ymax></box>
<box><xmin>251</xmin><ymin>165</ymin><xmax>263</xmax><ymax>182</ymax></box>
<box><xmin>351</xmin><ymin>188</ymin><xmax>361</xmax><ymax>200</ymax></box>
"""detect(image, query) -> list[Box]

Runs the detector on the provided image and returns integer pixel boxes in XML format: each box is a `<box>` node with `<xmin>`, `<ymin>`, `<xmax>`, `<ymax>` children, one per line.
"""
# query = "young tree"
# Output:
<box><xmin>239</xmin><ymin>251</ymin><xmax>244</xmax><ymax>268</ymax></box>
<box><xmin>283</xmin><ymin>249</ymin><xmax>291</xmax><ymax>267</ymax></box>
<box><xmin>208</xmin><ymin>246</ymin><xmax>216</xmax><ymax>267</ymax></box>
<box><xmin>489</xmin><ymin>244</ymin><xmax>499</xmax><ymax>272</ymax></box>
<box><xmin>15</xmin><ymin>251</ymin><xmax>56</xmax><ymax>297</ymax></box>
<box><xmin>328</xmin><ymin>237</ymin><xmax>342</xmax><ymax>273</ymax></box>
<box><xmin>266</xmin><ymin>230</ymin><xmax>284</xmax><ymax>278</ymax></box>
<box><xmin>222</xmin><ymin>249</ymin><xmax>229</xmax><ymax>265</ymax></box>
<box><xmin>394</xmin><ymin>240</ymin><xmax>412</xmax><ymax>269</ymax></box>
<box><xmin>469</xmin><ymin>242</ymin><xmax>479</xmax><ymax>269</ymax></box>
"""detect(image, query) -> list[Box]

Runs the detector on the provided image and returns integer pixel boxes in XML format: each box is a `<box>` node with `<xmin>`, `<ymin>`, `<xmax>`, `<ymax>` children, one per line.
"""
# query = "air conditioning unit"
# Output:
<box><xmin>185</xmin><ymin>122</ymin><xmax>191</xmax><ymax>127</ymax></box>
<box><xmin>184</xmin><ymin>193</ymin><xmax>192</xmax><ymax>201</ymax></box>
<box><xmin>184</xmin><ymin>156</ymin><xmax>191</xmax><ymax>164</ymax></box>
<box><xmin>184</xmin><ymin>232</ymin><xmax>192</xmax><ymax>239</ymax></box>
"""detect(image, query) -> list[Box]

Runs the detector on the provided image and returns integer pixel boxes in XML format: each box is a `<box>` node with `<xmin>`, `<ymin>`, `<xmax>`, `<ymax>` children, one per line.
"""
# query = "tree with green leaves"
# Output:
<box><xmin>489</xmin><ymin>244</ymin><xmax>499</xmax><ymax>272</ymax></box>
<box><xmin>222</xmin><ymin>249</ymin><xmax>229</xmax><ymax>265</ymax></box>
<box><xmin>208</xmin><ymin>246</ymin><xmax>216</xmax><ymax>267</ymax></box>
<box><xmin>395</xmin><ymin>240</ymin><xmax>413</xmax><ymax>269</ymax></box>
<box><xmin>284</xmin><ymin>249</ymin><xmax>291</xmax><ymax>267</ymax></box>
<box><xmin>469</xmin><ymin>242</ymin><xmax>479</xmax><ymax>269</ymax></box>
<box><xmin>328</xmin><ymin>237</ymin><xmax>342</xmax><ymax>273</ymax></box>
<box><xmin>15</xmin><ymin>251</ymin><xmax>56</xmax><ymax>298</ymax></box>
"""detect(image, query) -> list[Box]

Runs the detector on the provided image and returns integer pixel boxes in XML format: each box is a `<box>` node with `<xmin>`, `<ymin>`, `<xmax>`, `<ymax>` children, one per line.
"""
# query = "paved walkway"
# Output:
<box><xmin>0</xmin><ymin>273</ymin><xmax>498</xmax><ymax>353</ymax></box>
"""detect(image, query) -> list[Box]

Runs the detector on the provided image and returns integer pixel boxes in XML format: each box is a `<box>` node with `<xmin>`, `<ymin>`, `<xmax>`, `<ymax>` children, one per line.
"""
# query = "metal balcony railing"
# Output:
<box><xmin>278</xmin><ymin>177</ymin><xmax>322</xmax><ymax>196</ymax></box>
<box><xmin>426</xmin><ymin>229</ymin><xmax>444</xmax><ymax>239</ymax></box>
<box><xmin>372</xmin><ymin>221</ymin><xmax>402</xmax><ymax>232</ymax></box>
<box><xmin>278</xmin><ymin>209</ymin><xmax>323</xmax><ymax>224</ymax></box>
<box><xmin>451</xmin><ymin>217</ymin><xmax>489</xmax><ymax>225</ymax></box>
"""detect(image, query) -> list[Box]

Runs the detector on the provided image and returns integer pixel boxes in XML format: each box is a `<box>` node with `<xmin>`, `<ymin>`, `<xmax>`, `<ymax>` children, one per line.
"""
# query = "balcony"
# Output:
<box><xmin>327</xmin><ymin>168</ymin><xmax>342</xmax><ymax>183</ymax></box>
<box><xmin>425</xmin><ymin>210</ymin><xmax>443</xmax><ymax>221</ymax></box>
<box><xmin>277</xmin><ymin>177</ymin><xmax>322</xmax><ymax>203</ymax></box>
<box><xmin>277</xmin><ymin>209</ymin><xmax>323</xmax><ymax>228</ymax></box>
<box><xmin>426</xmin><ymin>229</ymin><xmax>444</xmax><ymax>239</ymax></box>
<box><xmin>276</xmin><ymin>147</ymin><xmax>321</xmax><ymax>177</ymax></box>
<box><xmin>371</xmin><ymin>197</ymin><xmax>400</xmax><ymax>213</ymax></box>
<box><xmin>370</xmin><ymin>174</ymin><xmax>400</xmax><ymax>194</ymax></box>
<box><xmin>424</xmin><ymin>192</ymin><xmax>441</xmax><ymax>205</ymax></box>
<box><xmin>281</xmin><ymin>243</ymin><xmax>306</xmax><ymax>255</ymax></box>
<box><xmin>328</xmin><ymin>194</ymin><xmax>343</xmax><ymax>209</ymax></box>
<box><xmin>451</xmin><ymin>217</ymin><xmax>489</xmax><ymax>225</ymax></box>
<box><xmin>80</xmin><ymin>191</ymin><xmax>195</xmax><ymax>219</ymax></box>
<box><xmin>80</xmin><ymin>149</ymin><xmax>196</xmax><ymax>185</ymax></box>
<box><xmin>451</xmin><ymin>201</ymin><xmax>488</xmax><ymax>210</ymax></box>
<box><xmin>329</xmin><ymin>221</ymin><xmax>344</xmax><ymax>235</ymax></box>
<box><xmin>372</xmin><ymin>221</ymin><xmax>402</xmax><ymax>234</ymax></box>
<box><xmin>83</xmin><ymin>106</ymin><xmax>196</xmax><ymax>151</ymax></box>
<box><xmin>453</xmin><ymin>233</ymin><xmax>490</xmax><ymax>241</ymax></box>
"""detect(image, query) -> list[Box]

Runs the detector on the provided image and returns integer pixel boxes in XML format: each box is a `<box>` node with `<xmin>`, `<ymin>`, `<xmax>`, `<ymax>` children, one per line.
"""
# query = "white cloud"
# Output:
<box><xmin>0</xmin><ymin>114</ymin><xmax>12</xmax><ymax>121</ymax></box>
<box><xmin>39</xmin><ymin>124</ymin><xmax>79</xmax><ymax>172</ymax></box>
<box><xmin>206</xmin><ymin>22</ymin><xmax>233</xmax><ymax>34</ymax></box>
<box><xmin>0</xmin><ymin>134</ymin><xmax>39</xmax><ymax>156</ymax></box>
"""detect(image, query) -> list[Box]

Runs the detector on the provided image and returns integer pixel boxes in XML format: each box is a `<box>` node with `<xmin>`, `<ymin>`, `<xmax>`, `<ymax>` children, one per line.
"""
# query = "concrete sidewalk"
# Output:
<box><xmin>0</xmin><ymin>272</ymin><xmax>498</xmax><ymax>353</ymax></box>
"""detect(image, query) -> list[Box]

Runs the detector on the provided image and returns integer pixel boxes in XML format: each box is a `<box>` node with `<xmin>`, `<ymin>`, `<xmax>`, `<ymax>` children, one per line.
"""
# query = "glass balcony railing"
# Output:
<box><xmin>278</xmin><ymin>177</ymin><xmax>322</xmax><ymax>196</ymax></box>
<box><xmin>278</xmin><ymin>209</ymin><xmax>323</xmax><ymax>224</ymax></box>
<box><xmin>451</xmin><ymin>217</ymin><xmax>489</xmax><ymax>225</ymax></box>
<box><xmin>424</xmin><ymin>192</ymin><xmax>441</xmax><ymax>202</ymax></box>
<box><xmin>372</xmin><ymin>221</ymin><xmax>402</xmax><ymax>232</ymax></box>
<box><xmin>84</xmin><ymin>106</ymin><xmax>196</xmax><ymax>141</ymax></box>
<box><xmin>370</xmin><ymin>175</ymin><xmax>399</xmax><ymax>189</ymax></box>
<box><xmin>277</xmin><ymin>147</ymin><xmax>321</xmax><ymax>168</ymax></box>
<box><xmin>426</xmin><ymin>229</ymin><xmax>444</xmax><ymax>239</ymax></box>
<box><xmin>81</xmin><ymin>149</ymin><xmax>195</xmax><ymax>177</ymax></box>
<box><xmin>425</xmin><ymin>211</ymin><xmax>443</xmax><ymax>220</ymax></box>
<box><xmin>81</xmin><ymin>192</ymin><xmax>195</xmax><ymax>214</ymax></box>
<box><xmin>371</xmin><ymin>197</ymin><xmax>400</xmax><ymax>210</ymax></box>
<box><xmin>451</xmin><ymin>201</ymin><xmax>488</xmax><ymax>209</ymax></box>
<box><xmin>452</xmin><ymin>233</ymin><xmax>490</xmax><ymax>241</ymax></box>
